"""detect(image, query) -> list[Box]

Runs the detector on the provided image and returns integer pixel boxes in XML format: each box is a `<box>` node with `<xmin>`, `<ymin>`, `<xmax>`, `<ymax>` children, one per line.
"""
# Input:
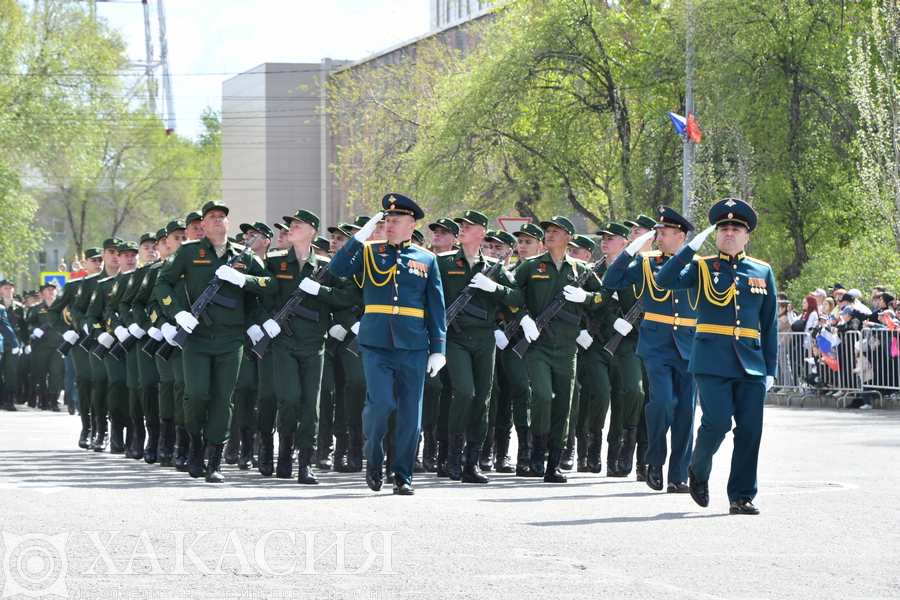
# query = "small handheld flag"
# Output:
<box><xmin>668</xmin><ymin>111</ymin><xmax>702</xmax><ymax>143</ymax></box>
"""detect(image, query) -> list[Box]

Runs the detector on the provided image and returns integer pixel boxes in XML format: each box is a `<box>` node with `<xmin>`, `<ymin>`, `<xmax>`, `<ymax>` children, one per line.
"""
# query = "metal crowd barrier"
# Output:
<box><xmin>858</xmin><ymin>327</ymin><xmax>900</xmax><ymax>408</ymax></box>
<box><xmin>769</xmin><ymin>330</ymin><xmax>881</xmax><ymax>408</ymax></box>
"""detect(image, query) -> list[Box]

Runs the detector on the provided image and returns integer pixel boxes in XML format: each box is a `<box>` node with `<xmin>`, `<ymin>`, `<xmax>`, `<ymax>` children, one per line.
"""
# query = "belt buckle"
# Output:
<box><xmin>733</xmin><ymin>326</ymin><xmax>742</xmax><ymax>338</ymax></box>
<box><xmin>673</xmin><ymin>316</ymin><xmax>681</xmax><ymax>326</ymax></box>
<box><xmin>392</xmin><ymin>306</ymin><xmax>400</xmax><ymax>315</ymax></box>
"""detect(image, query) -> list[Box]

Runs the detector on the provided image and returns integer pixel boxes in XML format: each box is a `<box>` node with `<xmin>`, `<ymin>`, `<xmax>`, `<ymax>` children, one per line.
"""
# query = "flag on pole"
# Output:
<box><xmin>667</xmin><ymin>111</ymin><xmax>702</xmax><ymax>143</ymax></box>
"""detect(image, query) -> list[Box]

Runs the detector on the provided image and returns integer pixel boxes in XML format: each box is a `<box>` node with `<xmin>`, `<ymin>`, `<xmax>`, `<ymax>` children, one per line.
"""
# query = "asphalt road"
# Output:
<box><xmin>0</xmin><ymin>403</ymin><xmax>898</xmax><ymax>599</ymax></box>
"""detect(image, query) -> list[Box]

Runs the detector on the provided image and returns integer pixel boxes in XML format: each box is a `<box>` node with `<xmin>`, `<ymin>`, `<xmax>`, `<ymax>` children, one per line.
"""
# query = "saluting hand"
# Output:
<box><xmin>688</xmin><ymin>224</ymin><xmax>717</xmax><ymax>251</ymax></box>
<box><xmin>353</xmin><ymin>212</ymin><xmax>383</xmax><ymax>242</ymax></box>
<box><xmin>624</xmin><ymin>230</ymin><xmax>656</xmax><ymax>256</ymax></box>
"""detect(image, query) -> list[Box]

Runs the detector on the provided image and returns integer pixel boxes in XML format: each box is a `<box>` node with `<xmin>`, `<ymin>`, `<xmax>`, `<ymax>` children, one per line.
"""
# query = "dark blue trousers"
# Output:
<box><xmin>360</xmin><ymin>345</ymin><xmax>427</xmax><ymax>485</ymax></box>
<box><xmin>692</xmin><ymin>373</ymin><xmax>765</xmax><ymax>502</ymax></box>
<box><xmin>643</xmin><ymin>356</ymin><xmax>696</xmax><ymax>483</ymax></box>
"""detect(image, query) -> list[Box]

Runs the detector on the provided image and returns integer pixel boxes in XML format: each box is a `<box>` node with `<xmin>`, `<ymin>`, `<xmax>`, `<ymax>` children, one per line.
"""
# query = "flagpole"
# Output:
<box><xmin>683</xmin><ymin>0</ymin><xmax>695</xmax><ymax>229</ymax></box>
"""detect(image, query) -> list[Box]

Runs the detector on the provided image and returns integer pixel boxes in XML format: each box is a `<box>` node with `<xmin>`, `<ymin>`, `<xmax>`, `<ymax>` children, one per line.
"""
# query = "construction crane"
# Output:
<box><xmin>93</xmin><ymin>0</ymin><xmax>176</xmax><ymax>134</ymax></box>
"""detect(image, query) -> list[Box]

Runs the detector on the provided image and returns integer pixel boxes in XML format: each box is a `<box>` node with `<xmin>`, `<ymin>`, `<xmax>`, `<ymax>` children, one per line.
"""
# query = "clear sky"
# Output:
<box><xmin>95</xmin><ymin>0</ymin><xmax>431</xmax><ymax>140</ymax></box>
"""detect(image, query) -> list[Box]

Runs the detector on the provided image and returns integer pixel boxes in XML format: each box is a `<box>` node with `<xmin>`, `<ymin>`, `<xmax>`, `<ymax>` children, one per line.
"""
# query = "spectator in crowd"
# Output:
<box><xmin>847</xmin><ymin>289</ymin><xmax>873</xmax><ymax>316</ymax></box>
<box><xmin>870</xmin><ymin>285</ymin><xmax>886</xmax><ymax>311</ymax></box>
<box><xmin>850</xmin><ymin>342</ymin><xmax>875</xmax><ymax>409</ymax></box>
<box><xmin>778</xmin><ymin>298</ymin><xmax>799</xmax><ymax>387</ymax></box>
<box><xmin>821</xmin><ymin>297</ymin><xmax>836</xmax><ymax>319</ymax></box>
<box><xmin>799</xmin><ymin>295</ymin><xmax>819</xmax><ymax>332</ymax></box>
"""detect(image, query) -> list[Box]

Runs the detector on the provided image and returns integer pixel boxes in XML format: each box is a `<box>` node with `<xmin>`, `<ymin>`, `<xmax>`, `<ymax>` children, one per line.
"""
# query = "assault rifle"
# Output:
<box><xmin>445</xmin><ymin>247</ymin><xmax>513</xmax><ymax>334</ymax></box>
<box><xmin>603</xmin><ymin>298</ymin><xmax>644</xmax><ymax>355</ymax></box>
<box><xmin>156</xmin><ymin>235</ymin><xmax>258</xmax><ymax>360</ymax></box>
<box><xmin>250</xmin><ymin>261</ymin><xmax>329</xmax><ymax>359</ymax></box>
<box><xmin>325</xmin><ymin>299</ymin><xmax>363</xmax><ymax>356</ymax></box>
<box><xmin>57</xmin><ymin>329</ymin><xmax>90</xmax><ymax>358</ymax></box>
<box><xmin>512</xmin><ymin>261</ymin><xmax>604</xmax><ymax>359</ymax></box>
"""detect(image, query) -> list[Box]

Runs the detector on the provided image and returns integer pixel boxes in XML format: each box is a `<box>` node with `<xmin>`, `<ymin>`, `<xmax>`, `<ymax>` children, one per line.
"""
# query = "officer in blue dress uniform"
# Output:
<box><xmin>654</xmin><ymin>198</ymin><xmax>777</xmax><ymax>515</ymax></box>
<box><xmin>329</xmin><ymin>193</ymin><xmax>447</xmax><ymax>496</ymax></box>
<box><xmin>603</xmin><ymin>205</ymin><xmax>697</xmax><ymax>493</ymax></box>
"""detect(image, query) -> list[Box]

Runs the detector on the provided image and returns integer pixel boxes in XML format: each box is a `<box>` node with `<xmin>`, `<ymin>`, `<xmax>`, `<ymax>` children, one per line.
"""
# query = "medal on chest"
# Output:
<box><xmin>712</xmin><ymin>260</ymin><xmax>721</xmax><ymax>285</ymax></box>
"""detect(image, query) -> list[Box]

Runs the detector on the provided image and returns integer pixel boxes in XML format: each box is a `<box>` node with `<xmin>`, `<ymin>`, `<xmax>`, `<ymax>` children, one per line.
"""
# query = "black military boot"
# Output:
<box><xmin>347</xmin><ymin>425</ymin><xmax>364</xmax><ymax>472</ymax></box>
<box><xmin>366</xmin><ymin>461</ymin><xmax>383</xmax><ymax>492</ymax></box>
<box><xmin>576</xmin><ymin>435</ymin><xmax>589</xmax><ymax>472</ymax></box>
<box><xmin>515</xmin><ymin>426</ymin><xmax>532</xmax><ymax>477</ymax></box>
<box><xmin>479</xmin><ymin>427</ymin><xmax>494</xmax><ymax>472</ymax></box>
<box><xmin>333</xmin><ymin>432</ymin><xmax>350</xmax><ymax>472</ymax></box>
<box><xmin>237</xmin><ymin>427</ymin><xmax>253</xmax><ymax>470</ymax></box>
<box><xmin>50</xmin><ymin>393</ymin><xmax>61</xmax><ymax>412</ymax></box>
<box><xmin>27</xmin><ymin>388</ymin><xmax>37</xmax><ymax>408</ymax></box>
<box><xmin>495</xmin><ymin>434</ymin><xmax>515</xmax><ymax>473</ymax></box>
<box><xmin>78</xmin><ymin>412</ymin><xmax>92</xmax><ymax>449</ymax></box>
<box><xmin>187</xmin><ymin>433</ymin><xmax>207</xmax><ymax>478</ymax></box>
<box><xmin>530</xmin><ymin>433</ymin><xmax>546</xmax><ymax>478</ymax></box>
<box><xmin>129</xmin><ymin>423</ymin><xmax>144</xmax><ymax>460</ymax></box>
<box><xmin>275</xmin><ymin>434</ymin><xmax>294</xmax><ymax>479</ymax></box>
<box><xmin>144</xmin><ymin>422</ymin><xmax>159</xmax><ymax>464</ymax></box>
<box><xmin>436</xmin><ymin>439</ymin><xmax>449</xmax><ymax>478</ymax></box>
<box><xmin>67</xmin><ymin>395</ymin><xmax>75</xmax><ymax>414</ymax></box>
<box><xmin>422</xmin><ymin>425</ymin><xmax>437</xmax><ymax>473</ymax></box>
<box><xmin>258</xmin><ymin>431</ymin><xmax>275</xmax><ymax>477</ymax></box>
<box><xmin>224</xmin><ymin>420</ymin><xmax>240</xmax><ymax>465</ymax></box>
<box><xmin>544</xmin><ymin>448</ymin><xmax>567</xmax><ymax>483</ymax></box>
<box><xmin>174</xmin><ymin>426</ymin><xmax>190</xmax><ymax>471</ymax></box>
<box><xmin>617</xmin><ymin>427</ymin><xmax>637</xmax><ymax>476</ymax></box>
<box><xmin>316</xmin><ymin>432</ymin><xmax>334</xmax><ymax>470</ymax></box>
<box><xmin>157</xmin><ymin>419</ymin><xmax>175</xmax><ymax>467</ymax></box>
<box><xmin>607</xmin><ymin>443</ymin><xmax>625</xmax><ymax>477</ymax></box>
<box><xmin>461</xmin><ymin>443</ymin><xmax>490</xmax><ymax>484</ymax></box>
<box><xmin>1</xmin><ymin>390</ymin><xmax>15</xmax><ymax>411</ymax></box>
<box><xmin>205</xmin><ymin>443</ymin><xmax>225</xmax><ymax>483</ymax></box>
<box><xmin>297</xmin><ymin>448</ymin><xmax>319</xmax><ymax>484</ymax></box>
<box><xmin>385</xmin><ymin>445</ymin><xmax>396</xmax><ymax>484</ymax></box>
<box><xmin>109</xmin><ymin>416</ymin><xmax>126</xmax><ymax>454</ymax></box>
<box><xmin>93</xmin><ymin>418</ymin><xmax>109</xmax><ymax>452</ymax></box>
<box><xmin>414</xmin><ymin>437</ymin><xmax>425</xmax><ymax>473</ymax></box>
<box><xmin>587</xmin><ymin>430</ymin><xmax>603</xmax><ymax>473</ymax></box>
<box><xmin>447</xmin><ymin>434</ymin><xmax>465</xmax><ymax>481</ymax></box>
<box><xmin>560</xmin><ymin>429</ymin><xmax>576</xmax><ymax>471</ymax></box>
<box><xmin>635</xmin><ymin>441</ymin><xmax>648</xmax><ymax>482</ymax></box>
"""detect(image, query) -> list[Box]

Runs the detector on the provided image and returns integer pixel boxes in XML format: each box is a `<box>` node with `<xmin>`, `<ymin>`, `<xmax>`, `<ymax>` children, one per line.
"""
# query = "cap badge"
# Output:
<box><xmin>725</xmin><ymin>199</ymin><xmax>737</xmax><ymax>207</ymax></box>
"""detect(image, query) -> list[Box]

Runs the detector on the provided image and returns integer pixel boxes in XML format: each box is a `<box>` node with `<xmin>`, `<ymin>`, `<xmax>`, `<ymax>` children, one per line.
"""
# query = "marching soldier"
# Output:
<box><xmin>155</xmin><ymin>201</ymin><xmax>277</xmax><ymax>483</ymax></box>
<box><xmin>254</xmin><ymin>209</ymin><xmax>352</xmax><ymax>484</ymax></box>
<box><xmin>48</xmin><ymin>248</ymin><xmax>103</xmax><ymax>446</ymax></box>
<box><xmin>603</xmin><ymin>206</ymin><xmax>698</xmax><ymax>493</ymax></box>
<box><xmin>436</xmin><ymin>211</ymin><xmax>523</xmax><ymax>483</ymax></box>
<box><xmin>27</xmin><ymin>284</ymin><xmax>65</xmax><ymax>411</ymax></box>
<box><xmin>513</xmin><ymin>217</ymin><xmax>605</xmax><ymax>482</ymax></box>
<box><xmin>654</xmin><ymin>198</ymin><xmax>777</xmax><ymax>515</ymax></box>
<box><xmin>330</xmin><ymin>194</ymin><xmax>447</xmax><ymax>495</ymax></box>
<box><xmin>1</xmin><ymin>280</ymin><xmax>26</xmax><ymax>410</ymax></box>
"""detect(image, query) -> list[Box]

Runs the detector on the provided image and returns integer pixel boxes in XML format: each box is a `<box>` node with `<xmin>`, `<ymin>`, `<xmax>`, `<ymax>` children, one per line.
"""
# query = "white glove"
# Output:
<box><xmin>160</xmin><ymin>323</ymin><xmax>178</xmax><ymax>345</ymax></box>
<box><xmin>563</xmin><ymin>285</ymin><xmax>587</xmax><ymax>304</ymax></box>
<box><xmin>215</xmin><ymin>265</ymin><xmax>245</xmax><ymax>288</ymax></box>
<box><xmin>11</xmin><ymin>346</ymin><xmax>21</xmax><ymax>355</ymax></box>
<box><xmin>625</xmin><ymin>230</ymin><xmax>656</xmax><ymax>256</ymax></box>
<box><xmin>470</xmin><ymin>272</ymin><xmax>498</xmax><ymax>293</ymax></box>
<box><xmin>24</xmin><ymin>345</ymin><xmax>31</xmax><ymax>355</ymax></box>
<box><xmin>613</xmin><ymin>318</ymin><xmax>633</xmax><ymax>336</ymax></box>
<box><xmin>31</xmin><ymin>327</ymin><xmax>44</xmax><ymax>339</ymax></box>
<box><xmin>114</xmin><ymin>326</ymin><xmax>130</xmax><ymax>343</ymax></box>
<box><xmin>426</xmin><ymin>353</ymin><xmax>446</xmax><ymax>377</ymax></box>
<box><xmin>299</xmin><ymin>277</ymin><xmax>321</xmax><ymax>296</ymax></box>
<box><xmin>494</xmin><ymin>329</ymin><xmax>509</xmax><ymax>350</ymax></box>
<box><xmin>262</xmin><ymin>319</ymin><xmax>281</xmax><ymax>338</ymax></box>
<box><xmin>246</xmin><ymin>324</ymin><xmax>264</xmax><ymax>345</ymax></box>
<box><xmin>329</xmin><ymin>324</ymin><xmax>348</xmax><ymax>341</ymax></box>
<box><xmin>62</xmin><ymin>330</ymin><xmax>80</xmax><ymax>345</ymax></box>
<box><xmin>688</xmin><ymin>224</ymin><xmax>717</xmax><ymax>251</ymax></box>
<box><xmin>765</xmin><ymin>375</ymin><xmax>775</xmax><ymax>392</ymax></box>
<box><xmin>147</xmin><ymin>327</ymin><xmax>164</xmax><ymax>342</ymax></box>
<box><xmin>128</xmin><ymin>323</ymin><xmax>145</xmax><ymax>339</ymax></box>
<box><xmin>576</xmin><ymin>329</ymin><xmax>593</xmax><ymax>350</ymax></box>
<box><xmin>98</xmin><ymin>332</ymin><xmax>115</xmax><ymax>348</ymax></box>
<box><xmin>353</xmin><ymin>212</ymin><xmax>383</xmax><ymax>242</ymax></box>
<box><xmin>174</xmin><ymin>311</ymin><xmax>199</xmax><ymax>333</ymax></box>
<box><xmin>520</xmin><ymin>314</ymin><xmax>540</xmax><ymax>343</ymax></box>
<box><xmin>351</xmin><ymin>321</ymin><xmax>360</xmax><ymax>335</ymax></box>
<box><xmin>83</xmin><ymin>324</ymin><xmax>89</xmax><ymax>335</ymax></box>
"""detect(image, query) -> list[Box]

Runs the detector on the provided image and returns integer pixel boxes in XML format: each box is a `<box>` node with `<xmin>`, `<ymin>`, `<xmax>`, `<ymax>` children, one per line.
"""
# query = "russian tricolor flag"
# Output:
<box><xmin>668</xmin><ymin>111</ymin><xmax>702</xmax><ymax>143</ymax></box>
<box><xmin>817</xmin><ymin>330</ymin><xmax>841</xmax><ymax>372</ymax></box>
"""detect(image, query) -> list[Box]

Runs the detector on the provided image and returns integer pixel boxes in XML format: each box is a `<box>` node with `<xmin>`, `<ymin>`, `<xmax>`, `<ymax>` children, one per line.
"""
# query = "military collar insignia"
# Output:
<box><xmin>717</xmin><ymin>251</ymin><xmax>746</xmax><ymax>262</ymax></box>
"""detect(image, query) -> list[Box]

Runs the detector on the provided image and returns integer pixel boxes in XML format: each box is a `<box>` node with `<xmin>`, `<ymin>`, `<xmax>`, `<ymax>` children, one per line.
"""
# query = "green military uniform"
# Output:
<box><xmin>48</xmin><ymin>258</ymin><xmax>99</xmax><ymax>446</ymax></box>
<box><xmin>513</xmin><ymin>216</ymin><xmax>605</xmax><ymax>482</ymax></box>
<box><xmin>26</xmin><ymin>290</ymin><xmax>65</xmax><ymax>410</ymax></box>
<box><xmin>256</xmin><ymin>209</ymin><xmax>354</xmax><ymax>483</ymax></box>
<box><xmin>155</xmin><ymin>201</ymin><xmax>276</xmax><ymax>483</ymax></box>
<box><xmin>1</xmin><ymin>291</ymin><xmax>27</xmax><ymax>410</ymax></box>
<box><xmin>436</xmin><ymin>211</ymin><xmax>523</xmax><ymax>483</ymax></box>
